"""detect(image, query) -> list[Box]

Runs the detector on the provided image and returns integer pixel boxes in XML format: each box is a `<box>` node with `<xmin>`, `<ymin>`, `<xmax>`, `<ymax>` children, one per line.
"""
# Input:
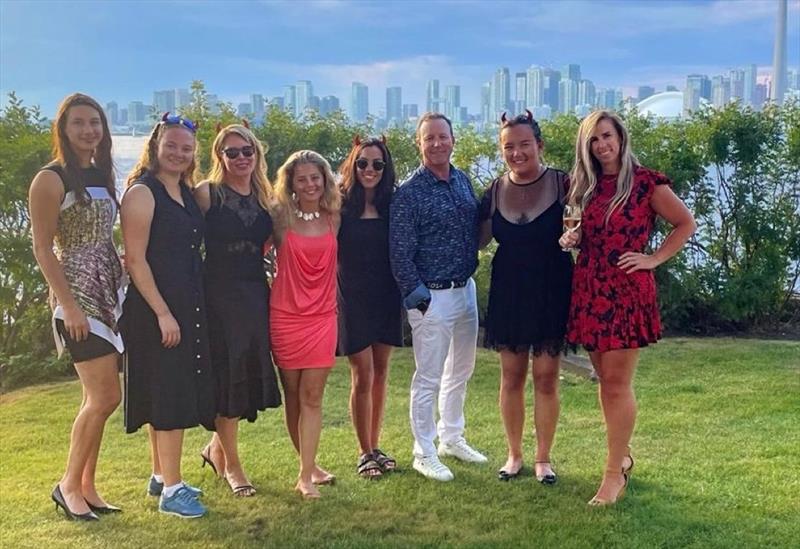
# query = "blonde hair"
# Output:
<box><xmin>126</xmin><ymin>122</ymin><xmax>199</xmax><ymax>188</ymax></box>
<box><xmin>272</xmin><ymin>150</ymin><xmax>341</xmax><ymax>229</ymax></box>
<box><xmin>205</xmin><ymin>124</ymin><xmax>272</xmax><ymax>210</ymax></box>
<box><xmin>568</xmin><ymin>110</ymin><xmax>638</xmax><ymax>225</ymax></box>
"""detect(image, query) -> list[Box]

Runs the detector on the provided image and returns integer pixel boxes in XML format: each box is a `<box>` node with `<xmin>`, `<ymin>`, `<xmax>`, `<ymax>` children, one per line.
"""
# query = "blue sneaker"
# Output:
<box><xmin>158</xmin><ymin>486</ymin><xmax>207</xmax><ymax>518</ymax></box>
<box><xmin>147</xmin><ymin>477</ymin><xmax>202</xmax><ymax>497</ymax></box>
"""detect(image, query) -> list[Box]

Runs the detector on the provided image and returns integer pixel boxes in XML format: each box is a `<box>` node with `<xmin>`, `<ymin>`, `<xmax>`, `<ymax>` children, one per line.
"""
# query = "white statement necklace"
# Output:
<box><xmin>295</xmin><ymin>209</ymin><xmax>321</xmax><ymax>221</ymax></box>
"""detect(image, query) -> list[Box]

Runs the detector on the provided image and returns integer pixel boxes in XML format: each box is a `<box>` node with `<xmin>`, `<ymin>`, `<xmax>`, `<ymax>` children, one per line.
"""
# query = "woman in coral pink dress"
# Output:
<box><xmin>560</xmin><ymin>110</ymin><xmax>695</xmax><ymax>506</ymax></box>
<box><xmin>270</xmin><ymin>150</ymin><xmax>341</xmax><ymax>499</ymax></box>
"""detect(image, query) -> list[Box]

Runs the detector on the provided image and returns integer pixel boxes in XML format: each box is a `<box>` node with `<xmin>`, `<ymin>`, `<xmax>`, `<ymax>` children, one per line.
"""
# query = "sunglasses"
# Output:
<box><xmin>356</xmin><ymin>158</ymin><xmax>386</xmax><ymax>171</ymax></box>
<box><xmin>222</xmin><ymin>146</ymin><xmax>255</xmax><ymax>159</ymax></box>
<box><xmin>161</xmin><ymin>114</ymin><xmax>197</xmax><ymax>133</ymax></box>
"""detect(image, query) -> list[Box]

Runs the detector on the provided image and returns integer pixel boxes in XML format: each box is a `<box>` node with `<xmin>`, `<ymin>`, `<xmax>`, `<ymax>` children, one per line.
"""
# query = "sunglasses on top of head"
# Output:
<box><xmin>222</xmin><ymin>146</ymin><xmax>255</xmax><ymax>159</ymax></box>
<box><xmin>356</xmin><ymin>158</ymin><xmax>386</xmax><ymax>171</ymax></box>
<box><xmin>160</xmin><ymin>113</ymin><xmax>197</xmax><ymax>133</ymax></box>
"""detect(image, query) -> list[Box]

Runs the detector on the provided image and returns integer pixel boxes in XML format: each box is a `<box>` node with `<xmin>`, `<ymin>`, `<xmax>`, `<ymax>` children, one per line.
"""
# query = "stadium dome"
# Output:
<box><xmin>636</xmin><ymin>91</ymin><xmax>684</xmax><ymax>119</ymax></box>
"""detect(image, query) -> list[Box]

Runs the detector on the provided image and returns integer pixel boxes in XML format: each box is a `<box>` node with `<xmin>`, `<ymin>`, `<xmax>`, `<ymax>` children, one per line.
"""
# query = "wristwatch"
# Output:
<box><xmin>415</xmin><ymin>297</ymin><xmax>431</xmax><ymax>314</ymax></box>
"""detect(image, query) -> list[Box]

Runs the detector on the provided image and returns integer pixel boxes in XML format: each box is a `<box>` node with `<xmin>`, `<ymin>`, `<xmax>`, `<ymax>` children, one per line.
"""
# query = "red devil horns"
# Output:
<box><xmin>500</xmin><ymin>112</ymin><xmax>508</xmax><ymax>124</ymax></box>
<box><xmin>525</xmin><ymin>109</ymin><xmax>534</xmax><ymax>121</ymax></box>
<box><xmin>352</xmin><ymin>134</ymin><xmax>362</xmax><ymax>147</ymax></box>
<box><xmin>215</xmin><ymin>122</ymin><xmax>223</xmax><ymax>135</ymax></box>
<box><xmin>241</xmin><ymin>118</ymin><xmax>250</xmax><ymax>129</ymax></box>
<box><xmin>380</xmin><ymin>134</ymin><xmax>387</xmax><ymax>144</ymax></box>
<box><xmin>161</xmin><ymin>112</ymin><xmax>171</xmax><ymax>122</ymax></box>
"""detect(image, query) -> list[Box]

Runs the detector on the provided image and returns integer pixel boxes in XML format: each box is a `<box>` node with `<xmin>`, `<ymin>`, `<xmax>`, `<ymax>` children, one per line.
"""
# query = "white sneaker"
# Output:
<box><xmin>413</xmin><ymin>455</ymin><xmax>454</xmax><ymax>482</ymax></box>
<box><xmin>438</xmin><ymin>439</ymin><xmax>488</xmax><ymax>463</ymax></box>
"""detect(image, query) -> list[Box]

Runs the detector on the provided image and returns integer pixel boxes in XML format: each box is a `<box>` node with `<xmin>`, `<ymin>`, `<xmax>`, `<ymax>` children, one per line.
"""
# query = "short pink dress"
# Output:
<box><xmin>270</xmin><ymin>225</ymin><xmax>337</xmax><ymax>369</ymax></box>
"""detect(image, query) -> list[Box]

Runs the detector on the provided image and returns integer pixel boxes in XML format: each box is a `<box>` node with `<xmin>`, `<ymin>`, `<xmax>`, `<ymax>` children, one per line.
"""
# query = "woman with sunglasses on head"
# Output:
<box><xmin>560</xmin><ymin>110</ymin><xmax>695</xmax><ymax>505</ymax></box>
<box><xmin>121</xmin><ymin>113</ymin><xmax>216</xmax><ymax>518</ymax></box>
<box><xmin>193</xmin><ymin>123</ymin><xmax>281</xmax><ymax>497</ymax></box>
<box><xmin>478</xmin><ymin>111</ymin><xmax>572</xmax><ymax>485</ymax></box>
<box><xmin>337</xmin><ymin>136</ymin><xmax>402</xmax><ymax>480</ymax></box>
<box><xmin>29</xmin><ymin>93</ymin><xmax>124</xmax><ymax>521</ymax></box>
<box><xmin>270</xmin><ymin>150</ymin><xmax>341</xmax><ymax>499</ymax></box>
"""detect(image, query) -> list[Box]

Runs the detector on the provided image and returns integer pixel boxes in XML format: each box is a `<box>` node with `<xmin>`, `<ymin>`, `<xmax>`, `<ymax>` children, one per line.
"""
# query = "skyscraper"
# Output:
<box><xmin>251</xmin><ymin>94</ymin><xmax>265</xmax><ymax>117</ymax></box>
<box><xmin>684</xmin><ymin>74</ymin><xmax>711</xmax><ymax>114</ymax></box>
<box><xmin>481</xmin><ymin>81</ymin><xmax>492</xmax><ymax>123</ymax></box>
<box><xmin>514</xmin><ymin>72</ymin><xmax>527</xmax><ymax>113</ymax></box>
<box><xmin>105</xmin><ymin>101</ymin><xmax>118</xmax><ymax>126</ymax></box>
<box><xmin>711</xmin><ymin>76</ymin><xmax>731</xmax><ymax>107</ymax></box>
<box><xmin>578</xmin><ymin>80</ymin><xmax>596</xmax><ymax>108</ymax></box>
<box><xmin>153</xmin><ymin>90</ymin><xmax>175</xmax><ymax>115</ymax></box>
<box><xmin>351</xmin><ymin>82</ymin><xmax>369</xmax><ymax>122</ymax></box>
<box><xmin>128</xmin><ymin>101</ymin><xmax>146</xmax><ymax>124</ymax></box>
<box><xmin>559</xmin><ymin>78</ymin><xmax>578</xmax><ymax>114</ymax></box>
<box><xmin>728</xmin><ymin>70</ymin><xmax>745</xmax><ymax>102</ymax></box>
<box><xmin>386</xmin><ymin>86</ymin><xmax>402</xmax><ymax>123</ymax></box>
<box><xmin>175</xmin><ymin>89</ymin><xmax>191</xmax><ymax>109</ymax></box>
<box><xmin>526</xmin><ymin>66</ymin><xmax>545</xmax><ymax>108</ymax></box>
<box><xmin>444</xmin><ymin>85</ymin><xmax>460</xmax><ymax>122</ymax></box>
<box><xmin>283</xmin><ymin>85</ymin><xmax>296</xmax><ymax>115</ymax></box>
<box><xmin>426</xmin><ymin>80</ymin><xmax>440</xmax><ymax>112</ymax></box>
<box><xmin>544</xmin><ymin>69</ymin><xmax>561</xmax><ymax>113</ymax></box>
<box><xmin>403</xmin><ymin>104</ymin><xmax>419</xmax><ymax>120</ymax></box>
<box><xmin>493</xmin><ymin>67</ymin><xmax>511</xmax><ymax>117</ymax></box>
<box><xmin>637</xmin><ymin>86</ymin><xmax>655</xmax><ymax>101</ymax></box>
<box><xmin>320</xmin><ymin>95</ymin><xmax>340</xmax><ymax>116</ymax></box>
<box><xmin>743</xmin><ymin>64</ymin><xmax>758</xmax><ymax>106</ymax></box>
<box><xmin>296</xmin><ymin>80</ymin><xmax>313</xmax><ymax>117</ymax></box>
<box><xmin>562</xmin><ymin>64</ymin><xmax>581</xmax><ymax>82</ymax></box>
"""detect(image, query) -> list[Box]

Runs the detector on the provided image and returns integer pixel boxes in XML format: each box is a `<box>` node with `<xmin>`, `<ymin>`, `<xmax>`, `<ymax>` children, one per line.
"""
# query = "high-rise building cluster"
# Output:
<box><xmin>683</xmin><ymin>65</ymin><xmax>800</xmax><ymax>115</ymax></box>
<box><xmin>102</xmin><ymin>61</ymin><xmax>800</xmax><ymax>133</ymax></box>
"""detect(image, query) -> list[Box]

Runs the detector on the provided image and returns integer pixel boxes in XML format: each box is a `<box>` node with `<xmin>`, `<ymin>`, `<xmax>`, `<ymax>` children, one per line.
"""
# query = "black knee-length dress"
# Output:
<box><xmin>204</xmin><ymin>184</ymin><xmax>281</xmax><ymax>421</ymax></box>
<box><xmin>122</xmin><ymin>173</ymin><xmax>216</xmax><ymax>433</ymax></box>
<box><xmin>482</xmin><ymin>169</ymin><xmax>574</xmax><ymax>356</ymax></box>
<box><xmin>337</xmin><ymin>215</ymin><xmax>403</xmax><ymax>356</ymax></box>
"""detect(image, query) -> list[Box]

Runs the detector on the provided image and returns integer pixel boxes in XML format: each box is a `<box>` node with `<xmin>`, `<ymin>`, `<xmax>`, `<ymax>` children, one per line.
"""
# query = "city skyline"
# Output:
<box><xmin>2</xmin><ymin>0</ymin><xmax>799</xmax><ymax>117</ymax></box>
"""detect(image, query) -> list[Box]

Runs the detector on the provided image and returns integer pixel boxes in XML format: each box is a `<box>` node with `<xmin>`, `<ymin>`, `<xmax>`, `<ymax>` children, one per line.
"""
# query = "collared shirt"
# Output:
<box><xmin>389</xmin><ymin>164</ymin><xmax>479</xmax><ymax>309</ymax></box>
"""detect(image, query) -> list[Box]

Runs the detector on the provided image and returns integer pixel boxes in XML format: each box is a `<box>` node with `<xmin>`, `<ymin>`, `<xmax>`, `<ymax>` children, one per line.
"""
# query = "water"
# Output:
<box><xmin>112</xmin><ymin>135</ymin><xmax>147</xmax><ymax>193</ymax></box>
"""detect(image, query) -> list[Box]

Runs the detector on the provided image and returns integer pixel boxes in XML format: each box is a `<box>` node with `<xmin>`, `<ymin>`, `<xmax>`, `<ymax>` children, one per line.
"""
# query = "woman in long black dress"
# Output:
<box><xmin>194</xmin><ymin>123</ymin><xmax>281</xmax><ymax>497</ymax></box>
<box><xmin>479</xmin><ymin>111</ymin><xmax>572</xmax><ymax>484</ymax></box>
<box><xmin>337</xmin><ymin>136</ymin><xmax>402</xmax><ymax>479</ymax></box>
<box><xmin>29</xmin><ymin>93</ymin><xmax>124</xmax><ymax>520</ymax></box>
<box><xmin>121</xmin><ymin>113</ymin><xmax>215</xmax><ymax>518</ymax></box>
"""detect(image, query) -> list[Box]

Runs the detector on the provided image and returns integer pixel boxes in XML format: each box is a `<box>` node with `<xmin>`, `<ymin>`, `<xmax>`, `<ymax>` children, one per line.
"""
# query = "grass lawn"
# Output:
<box><xmin>1</xmin><ymin>338</ymin><xmax>798</xmax><ymax>548</ymax></box>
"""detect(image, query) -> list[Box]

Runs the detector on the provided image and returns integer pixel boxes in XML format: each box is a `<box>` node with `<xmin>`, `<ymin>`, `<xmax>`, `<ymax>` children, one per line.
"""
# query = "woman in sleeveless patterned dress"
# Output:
<box><xmin>560</xmin><ymin>110</ymin><xmax>696</xmax><ymax>506</ymax></box>
<box><xmin>29</xmin><ymin>93</ymin><xmax>124</xmax><ymax>520</ymax></box>
<box><xmin>270</xmin><ymin>150</ymin><xmax>341</xmax><ymax>499</ymax></box>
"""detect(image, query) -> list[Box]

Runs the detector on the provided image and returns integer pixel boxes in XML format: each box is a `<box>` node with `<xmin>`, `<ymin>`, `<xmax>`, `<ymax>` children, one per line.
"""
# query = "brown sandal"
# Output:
<box><xmin>357</xmin><ymin>452</ymin><xmax>383</xmax><ymax>479</ymax></box>
<box><xmin>372</xmin><ymin>448</ymin><xmax>397</xmax><ymax>472</ymax></box>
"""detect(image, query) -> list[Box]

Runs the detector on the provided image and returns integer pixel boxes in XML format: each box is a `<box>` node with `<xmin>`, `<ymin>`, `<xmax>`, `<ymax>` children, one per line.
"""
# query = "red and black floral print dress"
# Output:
<box><xmin>566</xmin><ymin>166</ymin><xmax>670</xmax><ymax>352</ymax></box>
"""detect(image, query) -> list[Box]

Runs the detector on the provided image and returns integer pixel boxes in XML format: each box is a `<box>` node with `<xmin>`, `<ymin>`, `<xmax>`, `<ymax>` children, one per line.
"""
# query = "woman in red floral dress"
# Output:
<box><xmin>560</xmin><ymin>110</ymin><xmax>695</xmax><ymax>506</ymax></box>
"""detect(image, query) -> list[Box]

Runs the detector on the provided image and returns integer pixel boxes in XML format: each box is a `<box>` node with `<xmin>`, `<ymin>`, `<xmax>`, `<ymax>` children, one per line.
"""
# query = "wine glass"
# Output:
<box><xmin>561</xmin><ymin>203</ymin><xmax>582</xmax><ymax>252</ymax></box>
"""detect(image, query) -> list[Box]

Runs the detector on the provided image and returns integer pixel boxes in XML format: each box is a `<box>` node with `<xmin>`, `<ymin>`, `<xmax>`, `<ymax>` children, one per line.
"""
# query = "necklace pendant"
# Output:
<box><xmin>296</xmin><ymin>209</ymin><xmax>321</xmax><ymax>221</ymax></box>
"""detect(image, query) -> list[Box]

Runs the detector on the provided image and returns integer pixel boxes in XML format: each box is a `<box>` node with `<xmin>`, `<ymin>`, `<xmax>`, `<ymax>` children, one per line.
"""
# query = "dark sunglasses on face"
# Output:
<box><xmin>222</xmin><ymin>146</ymin><xmax>256</xmax><ymax>159</ymax></box>
<box><xmin>356</xmin><ymin>158</ymin><xmax>386</xmax><ymax>171</ymax></box>
<box><xmin>161</xmin><ymin>114</ymin><xmax>197</xmax><ymax>133</ymax></box>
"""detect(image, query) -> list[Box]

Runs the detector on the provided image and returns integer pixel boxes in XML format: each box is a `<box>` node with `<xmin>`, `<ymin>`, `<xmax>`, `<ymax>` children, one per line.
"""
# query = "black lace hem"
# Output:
<box><xmin>483</xmin><ymin>337</ymin><xmax>577</xmax><ymax>357</ymax></box>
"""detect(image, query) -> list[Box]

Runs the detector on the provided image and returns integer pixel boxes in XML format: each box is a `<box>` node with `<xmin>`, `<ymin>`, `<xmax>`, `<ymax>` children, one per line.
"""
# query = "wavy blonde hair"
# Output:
<box><xmin>205</xmin><ymin>124</ymin><xmax>272</xmax><ymax>210</ymax></box>
<box><xmin>125</xmin><ymin>121</ymin><xmax>199</xmax><ymax>188</ymax></box>
<box><xmin>272</xmin><ymin>150</ymin><xmax>341</xmax><ymax>229</ymax></box>
<box><xmin>568</xmin><ymin>110</ymin><xmax>638</xmax><ymax>225</ymax></box>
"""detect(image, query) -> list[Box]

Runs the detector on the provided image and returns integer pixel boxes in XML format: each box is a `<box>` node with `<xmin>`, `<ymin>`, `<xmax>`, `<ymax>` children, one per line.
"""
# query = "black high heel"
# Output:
<box><xmin>51</xmin><ymin>485</ymin><xmax>99</xmax><ymax>521</ymax></box>
<box><xmin>86</xmin><ymin>500</ymin><xmax>122</xmax><ymax>514</ymax></box>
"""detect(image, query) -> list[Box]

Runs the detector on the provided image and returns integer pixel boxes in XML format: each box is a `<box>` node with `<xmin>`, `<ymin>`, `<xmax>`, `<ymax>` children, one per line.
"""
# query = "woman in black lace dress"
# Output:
<box><xmin>479</xmin><ymin>112</ymin><xmax>572</xmax><ymax>484</ymax></box>
<box><xmin>194</xmin><ymin>124</ymin><xmax>281</xmax><ymax>497</ymax></box>
<box><xmin>337</xmin><ymin>136</ymin><xmax>402</xmax><ymax>479</ymax></box>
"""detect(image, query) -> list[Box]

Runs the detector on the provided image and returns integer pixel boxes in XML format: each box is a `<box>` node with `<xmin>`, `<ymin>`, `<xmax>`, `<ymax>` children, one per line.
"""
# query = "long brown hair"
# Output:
<box><xmin>125</xmin><ymin>118</ymin><xmax>199</xmax><ymax>188</ymax></box>
<box><xmin>52</xmin><ymin>93</ymin><xmax>115</xmax><ymax>204</ymax></box>
<box><xmin>338</xmin><ymin>136</ymin><xmax>396</xmax><ymax>219</ymax></box>
<box><xmin>205</xmin><ymin>124</ymin><xmax>272</xmax><ymax>211</ymax></box>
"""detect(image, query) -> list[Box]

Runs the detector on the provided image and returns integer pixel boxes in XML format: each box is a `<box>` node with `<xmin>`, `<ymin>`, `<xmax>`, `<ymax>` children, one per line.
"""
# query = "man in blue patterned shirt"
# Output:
<box><xmin>390</xmin><ymin>112</ymin><xmax>488</xmax><ymax>482</ymax></box>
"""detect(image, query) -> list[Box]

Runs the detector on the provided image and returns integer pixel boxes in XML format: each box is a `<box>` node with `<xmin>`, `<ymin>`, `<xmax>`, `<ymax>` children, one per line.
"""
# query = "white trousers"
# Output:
<box><xmin>407</xmin><ymin>278</ymin><xmax>479</xmax><ymax>458</ymax></box>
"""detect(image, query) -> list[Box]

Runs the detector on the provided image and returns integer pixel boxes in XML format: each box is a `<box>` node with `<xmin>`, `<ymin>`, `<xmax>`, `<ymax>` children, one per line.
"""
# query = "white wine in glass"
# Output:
<box><xmin>562</xmin><ymin>204</ymin><xmax>582</xmax><ymax>252</ymax></box>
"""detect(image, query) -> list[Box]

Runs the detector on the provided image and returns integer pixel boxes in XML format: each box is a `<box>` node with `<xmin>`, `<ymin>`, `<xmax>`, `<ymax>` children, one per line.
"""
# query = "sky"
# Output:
<box><xmin>1</xmin><ymin>0</ymin><xmax>799</xmax><ymax>117</ymax></box>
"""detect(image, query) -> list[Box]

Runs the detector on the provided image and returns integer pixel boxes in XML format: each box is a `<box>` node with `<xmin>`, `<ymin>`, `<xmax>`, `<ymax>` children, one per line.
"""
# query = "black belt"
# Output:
<box><xmin>425</xmin><ymin>279</ymin><xmax>468</xmax><ymax>290</ymax></box>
